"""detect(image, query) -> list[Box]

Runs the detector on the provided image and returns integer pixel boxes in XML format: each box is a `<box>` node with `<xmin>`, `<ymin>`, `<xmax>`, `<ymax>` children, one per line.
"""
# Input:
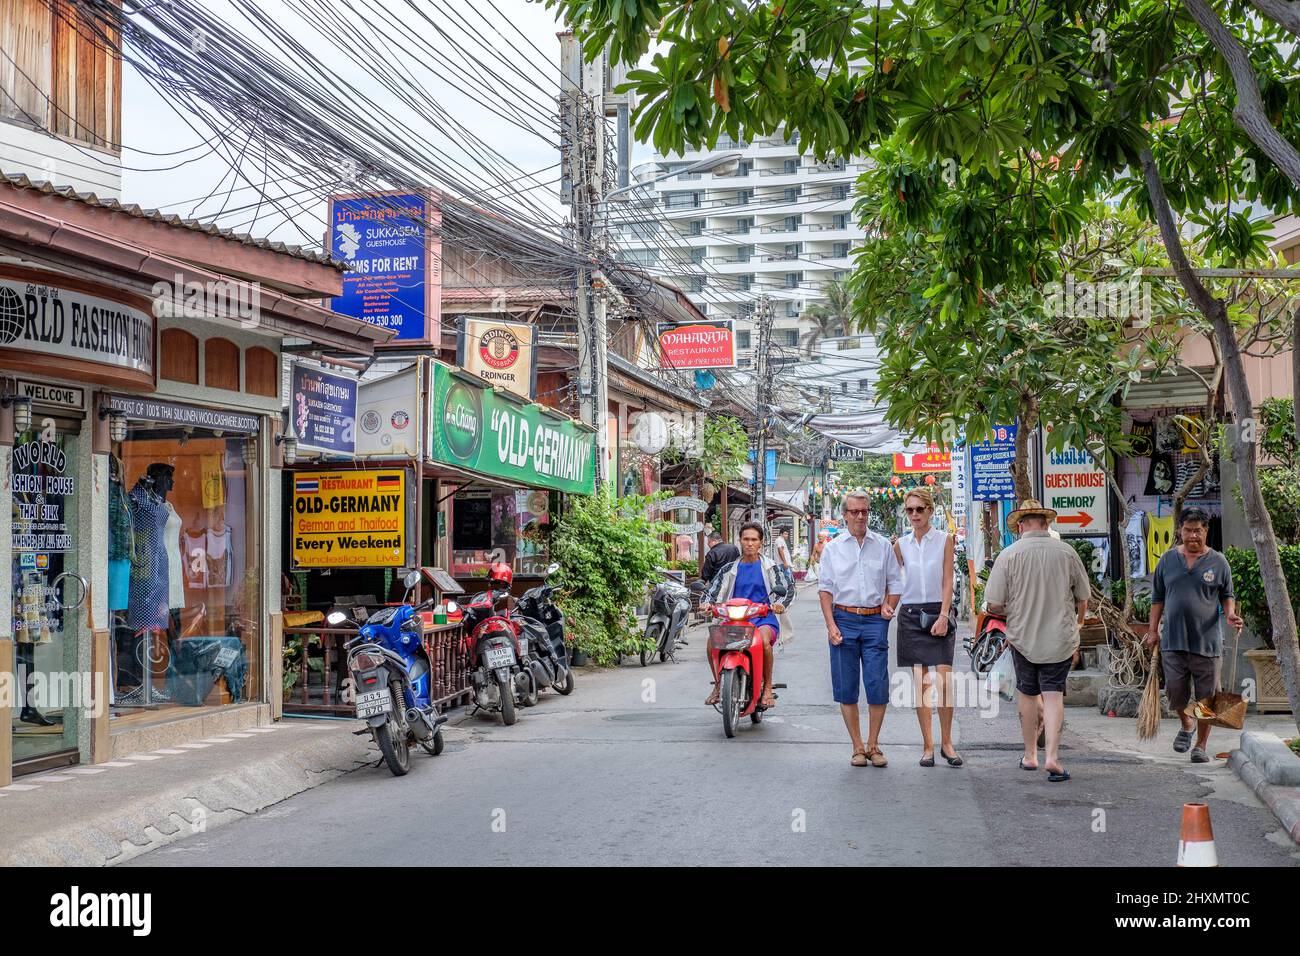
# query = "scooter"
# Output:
<box><xmin>334</xmin><ymin>570</ymin><xmax>448</xmax><ymax>777</ymax></box>
<box><xmin>513</xmin><ymin>563</ymin><xmax>576</xmax><ymax>696</ymax></box>
<box><xmin>964</xmin><ymin>610</ymin><xmax>1008</xmax><ymax>674</ymax></box>
<box><xmin>642</xmin><ymin>572</ymin><xmax>691</xmax><ymax>666</ymax></box>
<box><xmin>463</xmin><ymin>587</ymin><xmax>530</xmax><ymax>725</ymax></box>
<box><xmin>706</xmin><ymin>597</ymin><xmax>783</xmax><ymax>738</ymax></box>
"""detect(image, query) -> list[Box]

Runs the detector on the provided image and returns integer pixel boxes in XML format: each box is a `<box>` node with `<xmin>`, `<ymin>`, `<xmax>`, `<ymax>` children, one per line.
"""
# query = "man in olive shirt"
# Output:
<box><xmin>1144</xmin><ymin>507</ymin><xmax>1243</xmax><ymax>763</ymax></box>
<box><xmin>984</xmin><ymin>500</ymin><xmax>1091</xmax><ymax>783</ymax></box>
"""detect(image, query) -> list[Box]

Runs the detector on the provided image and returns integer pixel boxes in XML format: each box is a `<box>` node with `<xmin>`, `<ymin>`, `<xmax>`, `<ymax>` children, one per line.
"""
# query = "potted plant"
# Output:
<box><xmin>1226</xmin><ymin>544</ymin><xmax>1297</xmax><ymax>713</ymax></box>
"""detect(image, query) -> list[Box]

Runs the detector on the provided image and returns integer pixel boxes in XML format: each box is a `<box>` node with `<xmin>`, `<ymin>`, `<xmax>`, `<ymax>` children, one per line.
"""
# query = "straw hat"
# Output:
<box><xmin>1006</xmin><ymin>498</ymin><xmax>1057</xmax><ymax>532</ymax></box>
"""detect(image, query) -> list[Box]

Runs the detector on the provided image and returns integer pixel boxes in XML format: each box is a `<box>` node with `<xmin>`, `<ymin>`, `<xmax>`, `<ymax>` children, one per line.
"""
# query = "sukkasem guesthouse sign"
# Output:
<box><xmin>0</xmin><ymin>265</ymin><xmax>155</xmax><ymax>388</ymax></box>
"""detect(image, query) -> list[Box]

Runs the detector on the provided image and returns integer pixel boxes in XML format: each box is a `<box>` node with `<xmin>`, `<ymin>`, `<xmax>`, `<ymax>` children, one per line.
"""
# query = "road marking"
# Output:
<box><xmin>201</xmin><ymin>738</ymin><xmax>235</xmax><ymax>743</ymax></box>
<box><xmin>0</xmin><ymin>783</ymin><xmax>41</xmax><ymax>791</ymax></box>
<box><xmin>98</xmin><ymin>762</ymin><xmax>136</xmax><ymax>767</ymax></box>
<box><xmin>152</xmin><ymin>749</ymin><xmax>189</xmax><ymax>755</ymax></box>
<box><xmin>64</xmin><ymin>768</ymin><xmax>106</xmax><ymax>775</ymax></box>
<box><xmin>246</xmin><ymin>727</ymin><xmax>278</xmax><ymax>733</ymax></box>
<box><xmin>30</xmin><ymin>773</ymin><xmax>75</xmax><ymax>782</ymax></box>
<box><xmin>223</xmin><ymin>732</ymin><xmax>255</xmax><ymax>738</ymax></box>
<box><xmin>177</xmin><ymin>743</ymin><xmax>211</xmax><ymax>749</ymax></box>
<box><xmin>124</xmin><ymin>753</ymin><xmax>163</xmax><ymax>761</ymax></box>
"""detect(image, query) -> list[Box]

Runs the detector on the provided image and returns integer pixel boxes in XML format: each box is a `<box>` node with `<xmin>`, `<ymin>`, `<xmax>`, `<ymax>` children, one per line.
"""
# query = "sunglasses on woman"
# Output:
<box><xmin>905</xmin><ymin>506</ymin><xmax>929</xmax><ymax>514</ymax></box>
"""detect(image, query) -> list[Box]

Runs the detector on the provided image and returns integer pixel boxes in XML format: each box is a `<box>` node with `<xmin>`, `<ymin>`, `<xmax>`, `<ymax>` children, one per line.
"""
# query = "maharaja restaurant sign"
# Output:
<box><xmin>656</xmin><ymin>320</ymin><xmax>736</xmax><ymax>370</ymax></box>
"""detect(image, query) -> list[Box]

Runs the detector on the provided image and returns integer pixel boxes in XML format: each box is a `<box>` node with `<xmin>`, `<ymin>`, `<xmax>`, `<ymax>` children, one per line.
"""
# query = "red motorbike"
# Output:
<box><xmin>707</xmin><ymin>598</ymin><xmax>783</xmax><ymax>738</ymax></box>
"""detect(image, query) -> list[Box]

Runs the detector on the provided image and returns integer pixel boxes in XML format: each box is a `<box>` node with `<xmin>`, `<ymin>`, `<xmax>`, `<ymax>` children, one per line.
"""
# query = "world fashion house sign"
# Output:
<box><xmin>0</xmin><ymin>265</ymin><xmax>155</xmax><ymax>387</ymax></box>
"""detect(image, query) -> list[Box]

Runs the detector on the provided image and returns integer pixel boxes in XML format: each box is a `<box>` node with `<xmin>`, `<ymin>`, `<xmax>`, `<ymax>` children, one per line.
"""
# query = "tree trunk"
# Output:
<box><xmin>1142</xmin><ymin>149</ymin><xmax>1300</xmax><ymax>733</ymax></box>
<box><xmin>1011</xmin><ymin>394</ymin><xmax>1039</xmax><ymax>503</ymax></box>
<box><xmin>1293</xmin><ymin>310</ymin><xmax>1299</xmax><ymax>461</ymax></box>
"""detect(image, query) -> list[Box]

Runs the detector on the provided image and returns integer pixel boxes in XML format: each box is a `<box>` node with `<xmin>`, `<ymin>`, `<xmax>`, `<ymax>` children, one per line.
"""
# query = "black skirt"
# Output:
<box><xmin>897</xmin><ymin>602</ymin><xmax>956</xmax><ymax>667</ymax></box>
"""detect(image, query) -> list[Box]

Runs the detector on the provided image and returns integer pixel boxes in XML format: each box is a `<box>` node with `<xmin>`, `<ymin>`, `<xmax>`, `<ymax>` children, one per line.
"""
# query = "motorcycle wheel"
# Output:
<box><xmin>498</xmin><ymin>675</ymin><xmax>518</xmax><ymax>726</ymax></box>
<box><xmin>375</xmin><ymin>717</ymin><xmax>411</xmax><ymax>776</ymax></box>
<box><xmin>721</xmin><ymin>669</ymin><xmax>746</xmax><ymax>739</ymax></box>
<box><xmin>420</xmin><ymin>728</ymin><xmax>445</xmax><ymax>757</ymax></box>
<box><xmin>555</xmin><ymin>667</ymin><xmax>575</xmax><ymax>696</ymax></box>
<box><xmin>521</xmin><ymin>670</ymin><xmax>539</xmax><ymax>707</ymax></box>
<box><xmin>641</xmin><ymin>623</ymin><xmax>662</xmax><ymax>667</ymax></box>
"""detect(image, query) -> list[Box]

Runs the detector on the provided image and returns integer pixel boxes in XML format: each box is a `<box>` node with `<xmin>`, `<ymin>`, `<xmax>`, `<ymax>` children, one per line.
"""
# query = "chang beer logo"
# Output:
<box><xmin>442</xmin><ymin>380</ymin><xmax>482</xmax><ymax>461</ymax></box>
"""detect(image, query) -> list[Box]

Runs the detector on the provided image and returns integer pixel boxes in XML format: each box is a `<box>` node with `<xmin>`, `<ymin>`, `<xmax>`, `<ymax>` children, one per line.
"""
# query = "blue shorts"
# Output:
<box><xmin>829</xmin><ymin>610</ymin><xmax>890</xmax><ymax>706</ymax></box>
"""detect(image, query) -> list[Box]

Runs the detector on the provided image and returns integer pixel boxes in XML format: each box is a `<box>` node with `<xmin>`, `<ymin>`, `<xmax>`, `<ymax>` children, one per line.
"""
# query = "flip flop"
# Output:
<box><xmin>1018</xmin><ymin>757</ymin><xmax>1038</xmax><ymax>771</ymax></box>
<box><xmin>1047</xmin><ymin>768</ymin><xmax>1071</xmax><ymax>783</ymax></box>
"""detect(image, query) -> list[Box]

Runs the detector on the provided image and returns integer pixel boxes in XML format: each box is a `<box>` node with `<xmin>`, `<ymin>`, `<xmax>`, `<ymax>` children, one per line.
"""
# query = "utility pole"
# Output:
<box><xmin>752</xmin><ymin>294</ymin><xmax>774</xmax><ymax>535</ymax></box>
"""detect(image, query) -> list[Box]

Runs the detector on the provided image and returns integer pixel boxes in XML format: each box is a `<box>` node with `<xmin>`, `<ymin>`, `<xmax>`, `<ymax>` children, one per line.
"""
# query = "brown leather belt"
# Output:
<box><xmin>834</xmin><ymin>604</ymin><xmax>882</xmax><ymax>616</ymax></box>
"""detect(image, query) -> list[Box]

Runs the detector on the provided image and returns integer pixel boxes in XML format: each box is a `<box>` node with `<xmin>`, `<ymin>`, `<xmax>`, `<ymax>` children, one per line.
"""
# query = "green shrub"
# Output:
<box><xmin>551</xmin><ymin>490</ymin><xmax>673</xmax><ymax>666</ymax></box>
<box><xmin>1224</xmin><ymin>545</ymin><xmax>1300</xmax><ymax>650</ymax></box>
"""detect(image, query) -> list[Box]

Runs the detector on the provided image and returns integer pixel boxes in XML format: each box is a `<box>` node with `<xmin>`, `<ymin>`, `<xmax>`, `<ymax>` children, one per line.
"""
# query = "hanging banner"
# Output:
<box><xmin>1041</xmin><ymin>426</ymin><xmax>1109</xmax><ymax>534</ymax></box>
<box><xmin>970</xmin><ymin>424</ymin><xmax>1018</xmax><ymax>501</ymax></box>
<box><xmin>428</xmin><ymin>362</ymin><xmax>596</xmax><ymax>495</ymax></box>
<box><xmin>456</xmin><ymin>316</ymin><xmax>537</xmax><ymax>400</ymax></box>
<box><xmin>291</xmin><ymin>362</ymin><xmax>358</xmax><ymax>456</ymax></box>
<box><xmin>893</xmin><ymin>444</ymin><xmax>953</xmax><ymax>473</ymax></box>
<box><xmin>657</xmin><ymin>320</ymin><xmax>736</xmax><ymax>369</ymax></box>
<box><xmin>829</xmin><ymin>442</ymin><xmax>867</xmax><ymax>462</ymax></box>
<box><xmin>292</xmin><ymin>469</ymin><xmax>407</xmax><ymax>568</ymax></box>
<box><xmin>328</xmin><ymin>192</ymin><xmax>440</xmax><ymax>346</ymax></box>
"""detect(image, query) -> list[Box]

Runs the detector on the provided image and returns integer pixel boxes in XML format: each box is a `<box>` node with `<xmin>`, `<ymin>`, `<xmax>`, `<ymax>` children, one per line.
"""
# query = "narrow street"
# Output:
<box><xmin>134</xmin><ymin>589</ymin><xmax>1299</xmax><ymax>867</ymax></box>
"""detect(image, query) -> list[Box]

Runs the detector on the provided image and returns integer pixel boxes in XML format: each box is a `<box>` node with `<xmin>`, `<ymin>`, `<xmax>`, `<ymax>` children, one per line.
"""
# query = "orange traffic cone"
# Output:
<box><xmin>1176</xmin><ymin>803</ymin><xmax>1218</xmax><ymax>867</ymax></box>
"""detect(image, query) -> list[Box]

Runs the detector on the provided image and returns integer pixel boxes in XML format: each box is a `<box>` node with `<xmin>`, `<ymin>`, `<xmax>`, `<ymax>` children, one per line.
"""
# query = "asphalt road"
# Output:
<box><xmin>133</xmin><ymin>588</ymin><xmax>1300</xmax><ymax>867</ymax></box>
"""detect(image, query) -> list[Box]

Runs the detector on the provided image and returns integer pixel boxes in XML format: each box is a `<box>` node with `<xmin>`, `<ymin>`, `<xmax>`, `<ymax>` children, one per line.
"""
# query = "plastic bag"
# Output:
<box><xmin>988</xmin><ymin>646</ymin><xmax>1016</xmax><ymax>702</ymax></box>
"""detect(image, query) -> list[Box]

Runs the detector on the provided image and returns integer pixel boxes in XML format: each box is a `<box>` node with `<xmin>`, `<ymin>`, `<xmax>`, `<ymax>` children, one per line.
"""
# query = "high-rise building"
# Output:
<box><xmin>611</xmin><ymin>128</ymin><xmax>866</xmax><ymax>369</ymax></box>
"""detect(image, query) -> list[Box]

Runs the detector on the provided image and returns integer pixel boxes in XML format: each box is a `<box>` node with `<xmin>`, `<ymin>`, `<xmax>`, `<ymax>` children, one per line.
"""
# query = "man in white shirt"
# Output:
<box><xmin>818</xmin><ymin>491</ymin><xmax>903</xmax><ymax>768</ymax></box>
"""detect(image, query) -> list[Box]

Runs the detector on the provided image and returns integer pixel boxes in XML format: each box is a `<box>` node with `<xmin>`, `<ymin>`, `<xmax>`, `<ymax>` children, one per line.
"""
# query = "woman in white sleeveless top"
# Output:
<box><xmin>893</xmin><ymin>489</ymin><xmax>960</xmax><ymax>767</ymax></box>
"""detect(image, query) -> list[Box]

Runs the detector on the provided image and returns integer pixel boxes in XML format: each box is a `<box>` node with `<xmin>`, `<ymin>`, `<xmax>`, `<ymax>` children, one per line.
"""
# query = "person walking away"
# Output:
<box><xmin>893</xmin><ymin>489</ymin><xmax>961</xmax><ymax>767</ymax></box>
<box><xmin>773</xmin><ymin>528</ymin><xmax>793</xmax><ymax>572</ymax></box>
<box><xmin>700</xmin><ymin>522</ymin><xmax>793</xmax><ymax>709</ymax></box>
<box><xmin>808</xmin><ymin>531</ymin><xmax>829</xmax><ymax>583</ymax></box>
<box><xmin>984</xmin><ymin>499</ymin><xmax>1090</xmax><ymax>783</ymax></box>
<box><xmin>1144</xmin><ymin>507</ymin><xmax>1243</xmax><ymax>763</ymax></box>
<box><xmin>818</xmin><ymin>491</ymin><xmax>902</xmax><ymax>768</ymax></box>
<box><xmin>700</xmin><ymin>531</ymin><xmax>740</xmax><ymax>586</ymax></box>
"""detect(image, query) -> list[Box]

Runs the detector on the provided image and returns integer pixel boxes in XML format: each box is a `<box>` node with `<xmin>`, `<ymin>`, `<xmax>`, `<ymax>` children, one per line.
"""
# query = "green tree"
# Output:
<box><xmin>801</xmin><ymin>278</ymin><xmax>854</xmax><ymax>356</ymax></box>
<box><xmin>550</xmin><ymin>0</ymin><xmax>1300</xmax><ymax>727</ymax></box>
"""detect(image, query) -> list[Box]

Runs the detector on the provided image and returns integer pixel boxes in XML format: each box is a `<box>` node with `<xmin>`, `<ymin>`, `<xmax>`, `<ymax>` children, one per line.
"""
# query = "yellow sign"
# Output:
<box><xmin>292</xmin><ymin>470</ymin><xmax>406</xmax><ymax>568</ymax></box>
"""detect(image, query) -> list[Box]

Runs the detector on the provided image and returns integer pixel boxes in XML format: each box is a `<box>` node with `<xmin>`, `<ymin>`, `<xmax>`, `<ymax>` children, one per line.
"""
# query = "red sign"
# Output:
<box><xmin>657</xmin><ymin>321</ymin><xmax>736</xmax><ymax>369</ymax></box>
<box><xmin>893</xmin><ymin>445</ymin><xmax>953</xmax><ymax>473</ymax></box>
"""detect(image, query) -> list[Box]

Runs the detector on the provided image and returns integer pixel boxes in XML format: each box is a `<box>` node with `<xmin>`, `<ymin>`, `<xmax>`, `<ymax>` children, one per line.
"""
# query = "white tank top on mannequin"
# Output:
<box><xmin>898</xmin><ymin>527</ymin><xmax>950</xmax><ymax>605</ymax></box>
<box><xmin>164</xmin><ymin>501</ymin><xmax>185</xmax><ymax>609</ymax></box>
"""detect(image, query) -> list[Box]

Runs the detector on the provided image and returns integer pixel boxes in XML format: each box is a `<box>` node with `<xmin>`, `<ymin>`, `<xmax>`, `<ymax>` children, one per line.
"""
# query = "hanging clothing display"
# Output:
<box><xmin>1209</xmin><ymin>514</ymin><xmax>1224</xmax><ymax>551</ymax></box>
<box><xmin>1173</xmin><ymin>459</ymin><xmax>1208</xmax><ymax>499</ymax></box>
<box><xmin>1124</xmin><ymin>511</ymin><xmax>1147</xmax><ymax>578</ymax></box>
<box><xmin>1128</xmin><ymin>420</ymin><xmax>1155</xmax><ymax>458</ymax></box>
<box><xmin>1155</xmin><ymin>416</ymin><xmax>1182</xmax><ymax>453</ymax></box>
<box><xmin>108</xmin><ymin>457</ymin><xmax>135</xmax><ymax>612</ymax></box>
<box><xmin>184</xmin><ymin>528</ymin><xmax>209</xmax><ymax>590</ymax></box>
<box><xmin>201</xmin><ymin>454</ymin><xmax>226</xmax><ymax>508</ymax></box>
<box><xmin>206</xmin><ymin>525</ymin><xmax>234</xmax><ymax>588</ymax></box>
<box><xmin>164</xmin><ymin>502</ymin><xmax>185</xmax><ymax>610</ymax></box>
<box><xmin>1144</xmin><ymin>451</ymin><xmax>1176</xmax><ymax>497</ymax></box>
<box><xmin>127</xmin><ymin>479</ymin><xmax>171</xmax><ymax>631</ymax></box>
<box><xmin>1146</xmin><ymin>513</ymin><xmax>1175</xmax><ymax>573</ymax></box>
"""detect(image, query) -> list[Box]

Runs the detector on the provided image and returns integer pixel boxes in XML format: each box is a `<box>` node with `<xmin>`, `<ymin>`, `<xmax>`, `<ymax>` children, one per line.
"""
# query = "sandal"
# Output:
<box><xmin>851</xmin><ymin>749</ymin><xmax>869</xmax><ymax>767</ymax></box>
<box><xmin>1018</xmin><ymin>757</ymin><xmax>1038</xmax><ymax>771</ymax></box>
<box><xmin>705</xmin><ymin>686</ymin><xmax>720</xmax><ymax>706</ymax></box>
<box><xmin>1046</xmin><ymin>766</ymin><xmax>1070</xmax><ymax>783</ymax></box>
<box><xmin>865</xmin><ymin>747</ymin><xmax>888</xmax><ymax>768</ymax></box>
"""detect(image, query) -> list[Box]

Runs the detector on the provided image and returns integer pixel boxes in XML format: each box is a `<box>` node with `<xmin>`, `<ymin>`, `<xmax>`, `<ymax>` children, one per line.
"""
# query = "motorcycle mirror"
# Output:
<box><xmin>546</xmin><ymin>563</ymin><xmax>559</xmax><ymax>576</ymax></box>
<box><xmin>403</xmin><ymin>570</ymin><xmax>422</xmax><ymax>590</ymax></box>
<box><xmin>326</xmin><ymin>610</ymin><xmax>348</xmax><ymax>626</ymax></box>
<box><xmin>446</xmin><ymin>601</ymin><xmax>459</xmax><ymax>614</ymax></box>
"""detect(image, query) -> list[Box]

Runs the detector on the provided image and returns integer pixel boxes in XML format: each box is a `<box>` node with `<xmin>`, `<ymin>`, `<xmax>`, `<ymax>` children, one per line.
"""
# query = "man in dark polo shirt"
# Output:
<box><xmin>1145</xmin><ymin>507</ymin><xmax>1243</xmax><ymax>763</ymax></box>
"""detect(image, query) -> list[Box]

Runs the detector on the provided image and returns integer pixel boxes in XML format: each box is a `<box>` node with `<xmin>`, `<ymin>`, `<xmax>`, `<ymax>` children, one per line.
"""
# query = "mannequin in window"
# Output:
<box><xmin>126</xmin><ymin>463</ymin><xmax>176</xmax><ymax>701</ymax></box>
<box><xmin>108</xmin><ymin>453</ymin><xmax>137</xmax><ymax>705</ymax></box>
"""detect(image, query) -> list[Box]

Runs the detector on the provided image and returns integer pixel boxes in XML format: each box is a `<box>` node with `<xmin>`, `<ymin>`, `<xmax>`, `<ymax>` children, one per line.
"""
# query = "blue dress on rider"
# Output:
<box><xmin>732</xmin><ymin>559</ymin><xmax>780</xmax><ymax>635</ymax></box>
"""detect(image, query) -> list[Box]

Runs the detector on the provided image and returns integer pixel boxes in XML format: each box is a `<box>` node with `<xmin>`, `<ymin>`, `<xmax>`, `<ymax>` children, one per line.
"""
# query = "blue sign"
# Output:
<box><xmin>330</xmin><ymin>194</ymin><xmax>427</xmax><ymax>341</ymax></box>
<box><xmin>291</xmin><ymin>363</ymin><xmax>358</xmax><ymax>456</ymax></box>
<box><xmin>970</xmin><ymin>424</ymin><xmax>1017</xmax><ymax>500</ymax></box>
<box><xmin>747</xmin><ymin>449</ymin><xmax>778</xmax><ymax>488</ymax></box>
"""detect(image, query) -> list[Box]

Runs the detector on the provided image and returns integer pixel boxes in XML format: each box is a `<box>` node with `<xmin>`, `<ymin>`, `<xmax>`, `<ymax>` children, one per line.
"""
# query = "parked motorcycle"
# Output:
<box><xmin>964</xmin><ymin>610</ymin><xmax>1008</xmax><ymax>674</ymax></box>
<box><xmin>334</xmin><ymin>571</ymin><xmax>448</xmax><ymax>777</ymax></box>
<box><xmin>513</xmin><ymin>563</ymin><xmax>576</xmax><ymax>696</ymax></box>
<box><xmin>642</xmin><ymin>572</ymin><xmax>691</xmax><ymax>666</ymax></box>
<box><xmin>463</xmin><ymin>562</ymin><xmax>531</xmax><ymax>725</ymax></box>
<box><xmin>706</xmin><ymin>597</ymin><xmax>783</xmax><ymax>738</ymax></box>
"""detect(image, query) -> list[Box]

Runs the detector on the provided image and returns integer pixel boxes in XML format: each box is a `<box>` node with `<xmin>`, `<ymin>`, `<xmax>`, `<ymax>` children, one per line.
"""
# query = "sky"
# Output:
<box><xmin>117</xmin><ymin>0</ymin><xmax>649</xmax><ymax>249</ymax></box>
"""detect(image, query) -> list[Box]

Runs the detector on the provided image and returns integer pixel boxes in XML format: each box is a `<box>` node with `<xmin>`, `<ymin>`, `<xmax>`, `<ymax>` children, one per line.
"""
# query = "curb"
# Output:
<box><xmin>0</xmin><ymin>730</ymin><xmax>374</xmax><ymax>867</ymax></box>
<box><xmin>1228</xmin><ymin>750</ymin><xmax>1300</xmax><ymax>846</ymax></box>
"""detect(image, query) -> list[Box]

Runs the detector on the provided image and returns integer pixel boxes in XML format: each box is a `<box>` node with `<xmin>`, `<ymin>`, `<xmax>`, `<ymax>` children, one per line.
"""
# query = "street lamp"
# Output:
<box><xmin>583</xmin><ymin>152</ymin><xmax>744</xmax><ymax>488</ymax></box>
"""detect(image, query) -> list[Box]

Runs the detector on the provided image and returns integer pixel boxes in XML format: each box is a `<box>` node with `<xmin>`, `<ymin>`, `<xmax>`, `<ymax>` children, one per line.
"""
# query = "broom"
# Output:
<box><xmin>1136</xmin><ymin>642</ymin><xmax>1162</xmax><ymax>740</ymax></box>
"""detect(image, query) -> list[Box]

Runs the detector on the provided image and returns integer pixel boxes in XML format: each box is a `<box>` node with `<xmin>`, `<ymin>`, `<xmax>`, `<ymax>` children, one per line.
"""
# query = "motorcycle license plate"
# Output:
<box><xmin>485</xmin><ymin>646</ymin><xmax>515</xmax><ymax>669</ymax></box>
<box><xmin>355</xmin><ymin>688</ymin><xmax>392</xmax><ymax>719</ymax></box>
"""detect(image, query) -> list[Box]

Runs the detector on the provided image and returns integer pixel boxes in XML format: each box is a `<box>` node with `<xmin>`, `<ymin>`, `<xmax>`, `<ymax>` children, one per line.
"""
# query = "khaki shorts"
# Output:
<box><xmin>1162</xmin><ymin>650</ymin><xmax>1221</xmax><ymax>713</ymax></box>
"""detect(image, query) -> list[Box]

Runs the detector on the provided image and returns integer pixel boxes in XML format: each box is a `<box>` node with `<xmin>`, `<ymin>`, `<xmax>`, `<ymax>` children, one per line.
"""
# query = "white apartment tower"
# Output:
<box><xmin>613</xmin><ymin>129</ymin><xmax>866</xmax><ymax>369</ymax></box>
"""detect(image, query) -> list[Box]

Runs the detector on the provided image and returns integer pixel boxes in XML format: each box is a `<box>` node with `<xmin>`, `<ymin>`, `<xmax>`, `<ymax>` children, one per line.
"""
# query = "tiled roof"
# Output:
<box><xmin>1</xmin><ymin>173</ymin><xmax>344</xmax><ymax>269</ymax></box>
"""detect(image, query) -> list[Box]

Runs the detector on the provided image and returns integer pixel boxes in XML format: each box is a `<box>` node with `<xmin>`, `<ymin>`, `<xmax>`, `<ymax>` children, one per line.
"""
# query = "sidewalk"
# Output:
<box><xmin>0</xmin><ymin>718</ymin><xmax>384</xmax><ymax>866</ymax></box>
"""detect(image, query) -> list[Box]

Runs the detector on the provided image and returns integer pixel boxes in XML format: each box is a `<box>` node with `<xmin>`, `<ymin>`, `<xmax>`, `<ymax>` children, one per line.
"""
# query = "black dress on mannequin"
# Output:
<box><xmin>123</xmin><ymin>464</ymin><xmax>176</xmax><ymax>703</ymax></box>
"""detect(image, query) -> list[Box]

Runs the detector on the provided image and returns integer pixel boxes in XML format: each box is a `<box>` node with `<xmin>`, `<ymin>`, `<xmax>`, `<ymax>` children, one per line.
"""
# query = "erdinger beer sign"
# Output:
<box><xmin>657</xmin><ymin>320</ymin><xmax>736</xmax><ymax>370</ymax></box>
<box><xmin>457</xmin><ymin>316</ymin><xmax>536</xmax><ymax>400</ymax></box>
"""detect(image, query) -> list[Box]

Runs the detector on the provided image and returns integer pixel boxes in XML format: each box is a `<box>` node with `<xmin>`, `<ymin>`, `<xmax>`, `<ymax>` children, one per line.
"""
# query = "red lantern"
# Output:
<box><xmin>925</xmin><ymin>474</ymin><xmax>936</xmax><ymax>486</ymax></box>
<box><xmin>890</xmin><ymin>476</ymin><xmax>902</xmax><ymax>487</ymax></box>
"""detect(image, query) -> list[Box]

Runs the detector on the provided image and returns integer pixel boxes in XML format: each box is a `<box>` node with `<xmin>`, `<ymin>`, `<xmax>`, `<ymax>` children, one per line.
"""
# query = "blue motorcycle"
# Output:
<box><xmin>331</xmin><ymin>571</ymin><xmax>448</xmax><ymax>776</ymax></box>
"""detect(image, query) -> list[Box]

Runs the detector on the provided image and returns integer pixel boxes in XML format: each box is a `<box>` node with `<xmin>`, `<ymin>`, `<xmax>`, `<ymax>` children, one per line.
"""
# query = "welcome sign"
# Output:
<box><xmin>428</xmin><ymin>362</ymin><xmax>595</xmax><ymax>495</ymax></box>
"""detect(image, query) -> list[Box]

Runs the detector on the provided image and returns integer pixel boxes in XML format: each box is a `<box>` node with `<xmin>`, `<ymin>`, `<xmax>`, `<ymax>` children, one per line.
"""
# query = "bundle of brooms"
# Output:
<box><xmin>1137</xmin><ymin>643</ymin><xmax>1162</xmax><ymax>740</ymax></box>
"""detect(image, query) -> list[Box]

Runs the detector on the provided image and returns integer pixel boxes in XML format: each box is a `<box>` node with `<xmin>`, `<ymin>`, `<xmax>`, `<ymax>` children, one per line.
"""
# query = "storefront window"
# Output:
<box><xmin>451</xmin><ymin>488</ymin><xmax>551</xmax><ymax>577</ymax></box>
<box><xmin>11</xmin><ymin>419</ymin><xmax>84</xmax><ymax>764</ymax></box>
<box><xmin>109</xmin><ymin>422</ymin><xmax>261</xmax><ymax>715</ymax></box>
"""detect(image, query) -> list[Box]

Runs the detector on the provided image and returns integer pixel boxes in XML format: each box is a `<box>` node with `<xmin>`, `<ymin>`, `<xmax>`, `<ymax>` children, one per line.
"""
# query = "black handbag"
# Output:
<box><xmin>917</xmin><ymin>609</ymin><xmax>953</xmax><ymax>633</ymax></box>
